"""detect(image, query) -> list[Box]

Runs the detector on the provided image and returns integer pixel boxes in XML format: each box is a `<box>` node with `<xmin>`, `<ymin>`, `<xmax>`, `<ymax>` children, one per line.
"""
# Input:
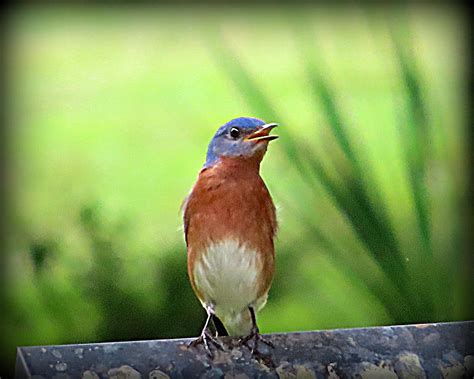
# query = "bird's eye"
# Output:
<box><xmin>229</xmin><ymin>127</ymin><xmax>241</xmax><ymax>139</ymax></box>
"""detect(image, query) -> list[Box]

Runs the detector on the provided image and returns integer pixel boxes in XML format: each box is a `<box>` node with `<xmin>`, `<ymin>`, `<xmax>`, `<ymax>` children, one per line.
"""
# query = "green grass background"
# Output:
<box><xmin>2</xmin><ymin>3</ymin><xmax>471</xmax><ymax>372</ymax></box>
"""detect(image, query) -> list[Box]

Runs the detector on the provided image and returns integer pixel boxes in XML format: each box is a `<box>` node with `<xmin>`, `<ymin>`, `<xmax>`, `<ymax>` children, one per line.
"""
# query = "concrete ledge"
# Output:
<box><xmin>16</xmin><ymin>321</ymin><xmax>474</xmax><ymax>378</ymax></box>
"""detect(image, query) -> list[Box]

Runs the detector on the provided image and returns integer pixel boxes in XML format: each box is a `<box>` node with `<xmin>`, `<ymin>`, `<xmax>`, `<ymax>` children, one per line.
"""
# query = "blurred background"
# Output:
<box><xmin>1</xmin><ymin>3</ymin><xmax>471</xmax><ymax>373</ymax></box>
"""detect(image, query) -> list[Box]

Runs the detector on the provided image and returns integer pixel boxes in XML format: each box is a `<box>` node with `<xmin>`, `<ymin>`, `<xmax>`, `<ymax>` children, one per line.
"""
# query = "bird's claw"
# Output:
<box><xmin>189</xmin><ymin>330</ymin><xmax>225</xmax><ymax>358</ymax></box>
<box><xmin>239</xmin><ymin>327</ymin><xmax>274</xmax><ymax>356</ymax></box>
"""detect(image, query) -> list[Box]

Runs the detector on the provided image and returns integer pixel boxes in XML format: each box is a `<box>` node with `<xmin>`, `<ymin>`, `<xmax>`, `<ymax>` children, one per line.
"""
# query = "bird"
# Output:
<box><xmin>182</xmin><ymin>117</ymin><xmax>278</xmax><ymax>355</ymax></box>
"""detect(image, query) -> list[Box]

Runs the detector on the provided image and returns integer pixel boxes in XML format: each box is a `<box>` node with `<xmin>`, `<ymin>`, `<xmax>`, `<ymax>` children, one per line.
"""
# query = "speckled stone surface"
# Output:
<box><xmin>16</xmin><ymin>321</ymin><xmax>474</xmax><ymax>378</ymax></box>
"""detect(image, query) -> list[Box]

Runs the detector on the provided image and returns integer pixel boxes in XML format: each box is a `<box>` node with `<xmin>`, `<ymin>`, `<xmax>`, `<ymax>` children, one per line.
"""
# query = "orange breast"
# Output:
<box><xmin>183</xmin><ymin>156</ymin><xmax>277</xmax><ymax>303</ymax></box>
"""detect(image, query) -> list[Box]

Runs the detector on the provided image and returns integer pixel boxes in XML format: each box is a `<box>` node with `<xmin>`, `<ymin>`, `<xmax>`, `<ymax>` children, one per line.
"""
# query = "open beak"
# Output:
<box><xmin>244</xmin><ymin>123</ymin><xmax>279</xmax><ymax>143</ymax></box>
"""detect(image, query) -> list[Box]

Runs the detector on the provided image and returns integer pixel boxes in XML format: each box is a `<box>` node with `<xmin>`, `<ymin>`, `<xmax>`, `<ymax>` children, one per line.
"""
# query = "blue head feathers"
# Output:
<box><xmin>204</xmin><ymin>117</ymin><xmax>277</xmax><ymax>168</ymax></box>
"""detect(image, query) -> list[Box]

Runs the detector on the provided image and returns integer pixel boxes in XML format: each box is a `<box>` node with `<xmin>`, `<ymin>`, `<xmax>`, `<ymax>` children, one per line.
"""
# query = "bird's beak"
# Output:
<box><xmin>244</xmin><ymin>123</ymin><xmax>279</xmax><ymax>143</ymax></box>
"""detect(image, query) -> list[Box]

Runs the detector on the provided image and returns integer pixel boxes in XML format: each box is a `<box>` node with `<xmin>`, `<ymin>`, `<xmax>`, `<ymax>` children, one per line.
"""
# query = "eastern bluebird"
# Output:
<box><xmin>183</xmin><ymin>117</ymin><xmax>278</xmax><ymax>355</ymax></box>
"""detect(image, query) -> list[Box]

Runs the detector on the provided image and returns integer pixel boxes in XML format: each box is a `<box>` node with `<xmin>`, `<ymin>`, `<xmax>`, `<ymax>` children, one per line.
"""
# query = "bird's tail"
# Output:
<box><xmin>219</xmin><ymin>295</ymin><xmax>268</xmax><ymax>337</ymax></box>
<box><xmin>221</xmin><ymin>310</ymin><xmax>253</xmax><ymax>337</ymax></box>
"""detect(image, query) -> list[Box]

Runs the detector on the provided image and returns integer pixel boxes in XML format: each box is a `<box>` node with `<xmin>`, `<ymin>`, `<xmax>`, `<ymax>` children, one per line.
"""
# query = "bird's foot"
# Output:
<box><xmin>239</xmin><ymin>326</ymin><xmax>274</xmax><ymax>357</ymax></box>
<box><xmin>189</xmin><ymin>330</ymin><xmax>225</xmax><ymax>358</ymax></box>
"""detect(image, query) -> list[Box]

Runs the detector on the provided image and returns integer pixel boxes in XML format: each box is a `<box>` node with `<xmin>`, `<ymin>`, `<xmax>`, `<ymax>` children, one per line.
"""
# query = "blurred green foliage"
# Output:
<box><xmin>1</xmin><ymin>3</ymin><xmax>471</xmax><ymax>372</ymax></box>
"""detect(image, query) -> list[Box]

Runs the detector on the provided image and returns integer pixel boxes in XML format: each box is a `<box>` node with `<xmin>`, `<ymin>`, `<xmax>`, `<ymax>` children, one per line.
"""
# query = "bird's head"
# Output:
<box><xmin>204</xmin><ymin>117</ymin><xmax>278</xmax><ymax>168</ymax></box>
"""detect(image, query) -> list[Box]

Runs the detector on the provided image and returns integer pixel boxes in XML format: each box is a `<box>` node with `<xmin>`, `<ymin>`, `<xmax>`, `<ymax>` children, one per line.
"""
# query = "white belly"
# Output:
<box><xmin>193</xmin><ymin>239</ymin><xmax>265</xmax><ymax>319</ymax></box>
